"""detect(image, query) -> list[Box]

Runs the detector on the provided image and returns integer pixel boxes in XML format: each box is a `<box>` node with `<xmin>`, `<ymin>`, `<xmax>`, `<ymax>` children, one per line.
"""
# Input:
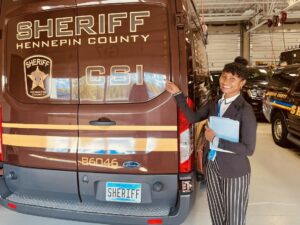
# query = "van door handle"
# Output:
<box><xmin>89</xmin><ymin>117</ymin><xmax>116</xmax><ymax>126</ymax></box>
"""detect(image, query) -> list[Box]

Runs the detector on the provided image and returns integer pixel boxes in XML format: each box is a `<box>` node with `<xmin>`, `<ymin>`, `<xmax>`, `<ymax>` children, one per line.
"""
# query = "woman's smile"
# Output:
<box><xmin>219</xmin><ymin>72</ymin><xmax>246</xmax><ymax>98</ymax></box>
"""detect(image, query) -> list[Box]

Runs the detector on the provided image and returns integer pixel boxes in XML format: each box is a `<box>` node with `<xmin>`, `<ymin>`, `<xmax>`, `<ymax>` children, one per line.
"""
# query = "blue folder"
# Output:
<box><xmin>209</xmin><ymin>116</ymin><xmax>240</xmax><ymax>143</ymax></box>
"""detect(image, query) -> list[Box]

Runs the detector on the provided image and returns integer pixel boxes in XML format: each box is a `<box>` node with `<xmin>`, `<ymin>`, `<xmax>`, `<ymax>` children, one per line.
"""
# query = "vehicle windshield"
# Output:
<box><xmin>248</xmin><ymin>68</ymin><xmax>271</xmax><ymax>80</ymax></box>
<box><xmin>248</xmin><ymin>68</ymin><xmax>270</xmax><ymax>80</ymax></box>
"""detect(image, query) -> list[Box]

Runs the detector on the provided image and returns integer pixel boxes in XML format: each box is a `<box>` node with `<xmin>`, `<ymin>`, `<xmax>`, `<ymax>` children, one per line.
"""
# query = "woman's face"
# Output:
<box><xmin>219</xmin><ymin>71</ymin><xmax>246</xmax><ymax>98</ymax></box>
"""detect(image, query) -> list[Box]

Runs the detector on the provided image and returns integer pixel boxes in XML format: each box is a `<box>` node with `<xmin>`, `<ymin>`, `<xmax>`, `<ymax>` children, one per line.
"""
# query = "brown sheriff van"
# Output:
<box><xmin>0</xmin><ymin>0</ymin><xmax>209</xmax><ymax>224</ymax></box>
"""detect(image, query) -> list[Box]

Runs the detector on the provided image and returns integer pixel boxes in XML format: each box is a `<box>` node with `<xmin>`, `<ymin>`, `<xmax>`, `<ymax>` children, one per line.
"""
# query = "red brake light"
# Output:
<box><xmin>7</xmin><ymin>202</ymin><xmax>17</xmax><ymax>210</ymax></box>
<box><xmin>178</xmin><ymin>98</ymin><xmax>194</xmax><ymax>173</ymax></box>
<box><xmin>147</xmin><ymin>219</ymin><xmax>163</xmax><ymax>224</ymax></box>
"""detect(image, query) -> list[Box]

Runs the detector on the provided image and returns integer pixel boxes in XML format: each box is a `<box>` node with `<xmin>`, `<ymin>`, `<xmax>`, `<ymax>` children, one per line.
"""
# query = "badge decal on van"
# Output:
<box><xmin>123</xmin><ymin>161</ymin><xmax>141</xmax><ymax>169</ymax></box>
<box><xmin>24</xmin><ymin>55</ymin><xmax>52</xmax><ymax>99</ymax></box>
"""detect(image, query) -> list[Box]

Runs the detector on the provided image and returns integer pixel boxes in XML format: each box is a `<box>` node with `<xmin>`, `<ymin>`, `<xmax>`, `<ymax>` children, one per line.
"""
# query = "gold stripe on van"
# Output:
<box><xmin>78</xmin><ymin>137</ymin><xmax>177</xmax><ymax>152</ymax></box>
<box><xmin>2</xmin><ymin>134</ymin><xmax>177</xmax><ymax>152</ymax></box>
<box><xmin>3</xmin><ymin>134</ymin><xmax>78</xmax><ymax>150</ymax></box>
<box><xmin>2</xmin><ymin>123</ymin><xmax>177</xmax><ymax>131</ymax></box>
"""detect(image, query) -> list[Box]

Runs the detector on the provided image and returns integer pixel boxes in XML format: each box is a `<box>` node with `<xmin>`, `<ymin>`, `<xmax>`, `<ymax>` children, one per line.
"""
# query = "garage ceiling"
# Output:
<box><xmin>193</xmin><ymin>0</ymin><xmax>300</xmax><ymax>31</ymax></box>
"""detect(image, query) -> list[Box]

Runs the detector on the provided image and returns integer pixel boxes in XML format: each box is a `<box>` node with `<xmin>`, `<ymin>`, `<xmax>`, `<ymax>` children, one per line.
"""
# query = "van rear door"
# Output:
<box><xmin>3</xmin><ymin>0</ymin><xmax>80</xmax><ymax>201</ymax></box>
<box><xmin>76</xmin><ymin>1</ymin><xmax>179</xmax><ymax>208</ymax></box>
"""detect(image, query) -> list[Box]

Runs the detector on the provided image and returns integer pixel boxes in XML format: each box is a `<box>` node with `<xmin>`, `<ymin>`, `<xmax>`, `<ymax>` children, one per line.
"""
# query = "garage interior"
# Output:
<box><xmin>195</xmin><ymin>0</ymin><xmax>300</xmax><ymax>70</ymax></box>
<box><xmin>0</xmin><ymin>1</ymin><xmax>300</xmax><ymax>225</ymax></box>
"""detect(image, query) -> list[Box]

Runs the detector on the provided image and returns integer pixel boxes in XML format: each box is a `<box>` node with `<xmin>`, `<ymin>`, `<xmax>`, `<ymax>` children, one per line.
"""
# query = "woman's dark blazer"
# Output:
<box><xmin>175</xmin><ymin>93</ymin><xmax>257</xmax><ymax>178</ymax></box>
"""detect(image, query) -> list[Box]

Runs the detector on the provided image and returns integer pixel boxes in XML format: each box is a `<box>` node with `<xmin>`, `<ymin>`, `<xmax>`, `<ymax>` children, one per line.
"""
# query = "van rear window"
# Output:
<box><xmin>79</xmin><ymin>69</ymin><xmax>167</xmax><ymax>103</ymax></box>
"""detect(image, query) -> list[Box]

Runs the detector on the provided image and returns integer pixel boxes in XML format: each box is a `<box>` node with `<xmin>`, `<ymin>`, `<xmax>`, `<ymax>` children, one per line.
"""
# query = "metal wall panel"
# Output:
<box><xmin>250</xmin><ymin>24</ymin><xmax>300</xmax><ymax>66</ymax></box>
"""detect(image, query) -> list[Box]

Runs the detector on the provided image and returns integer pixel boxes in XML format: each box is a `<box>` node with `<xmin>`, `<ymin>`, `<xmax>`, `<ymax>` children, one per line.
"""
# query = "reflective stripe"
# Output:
<box><xmin>270</xmin><ymin>100</ymin><xmax>293</xmax><ymax>111</ymax></box>
<box><xmin>3</xmin><ymin>134</ymin><xmax>177</xmax><ymax>152</ymax></box>
<box><xmin>79</xmin><ymin>137</ymin><xmax>177</xmax><ymax>152</ymax></box>
<box><xmin>2</xmin><ymin>123</ymin><xmax>177</xmax><ymax>131</ymax></box>
<box><xmin>271</xmin><ymin>102</ymin><xmax>292</xmax><ymax>111</ymax></box>
<box><xmin>3</xmin><ymin>134</ymin><xmax>77</xmax><ymax>150</ymax></box>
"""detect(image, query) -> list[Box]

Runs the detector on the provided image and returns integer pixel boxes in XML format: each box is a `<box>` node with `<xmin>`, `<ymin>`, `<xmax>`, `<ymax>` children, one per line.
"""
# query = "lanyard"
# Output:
<box><xmin>217</xmin><ymin>99</ymin><xmax>221</xmax><ymax>117</ymax></box>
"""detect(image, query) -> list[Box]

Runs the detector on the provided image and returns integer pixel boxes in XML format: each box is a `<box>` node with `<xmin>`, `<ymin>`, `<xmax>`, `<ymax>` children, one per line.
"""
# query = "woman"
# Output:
<box><xmin>166</xmin><ymin>62</ymin><xmax>257</xmax><ymax>225</ymax></box>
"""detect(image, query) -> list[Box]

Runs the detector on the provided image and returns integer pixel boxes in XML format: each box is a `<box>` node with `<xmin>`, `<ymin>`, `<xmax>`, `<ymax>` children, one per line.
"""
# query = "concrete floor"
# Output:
<box><xmin>0</xmin><ymin>122</ymin><xmax>299</xmax><ymax>225</ymax></box>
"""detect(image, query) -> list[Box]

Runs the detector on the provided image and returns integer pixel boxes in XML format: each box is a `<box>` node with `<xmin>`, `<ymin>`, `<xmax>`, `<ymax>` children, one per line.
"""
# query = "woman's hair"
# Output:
<box><xmin>234</xmin><ymin>56</ymin><xmax>248</xmax><ymax>66</ymax></box>
<box><xmin>222</xmin><ymin>62</ymin><xmax>249</xmax><ymax>80</ymax></box>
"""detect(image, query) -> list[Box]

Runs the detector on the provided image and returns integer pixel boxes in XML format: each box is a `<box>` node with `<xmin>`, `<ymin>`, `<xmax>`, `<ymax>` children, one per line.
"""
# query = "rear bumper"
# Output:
<box><xmin>0</xmin><ymin>172</ymin><xmax>195</xmax><ymax>225</ymax></box>
<box><xmin>0</xmin><ymin>191</ymin><xmax>192</xmax><ymax>225</ymax></box>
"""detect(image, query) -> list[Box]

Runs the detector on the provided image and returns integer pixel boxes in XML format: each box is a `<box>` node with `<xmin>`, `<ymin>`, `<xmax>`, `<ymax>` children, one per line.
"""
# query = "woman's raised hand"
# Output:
<box><xmin>165</xmin><ymin>81</ymin><xmax>181</xmax><ymax>95</ymax></box>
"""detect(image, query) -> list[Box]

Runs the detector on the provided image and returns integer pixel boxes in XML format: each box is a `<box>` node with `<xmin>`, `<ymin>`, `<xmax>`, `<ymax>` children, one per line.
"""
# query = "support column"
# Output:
<box><xmin>240</xmin><ymin>23</ymin><xmax>250</xmax><ymax>64</ymax></box>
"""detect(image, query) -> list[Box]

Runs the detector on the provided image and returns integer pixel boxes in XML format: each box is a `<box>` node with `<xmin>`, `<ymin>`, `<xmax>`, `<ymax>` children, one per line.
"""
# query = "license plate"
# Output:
<box><xmin>106</xmin><ymin>182</ymin><xmax>142</xmax><ymax>203</ymax></box>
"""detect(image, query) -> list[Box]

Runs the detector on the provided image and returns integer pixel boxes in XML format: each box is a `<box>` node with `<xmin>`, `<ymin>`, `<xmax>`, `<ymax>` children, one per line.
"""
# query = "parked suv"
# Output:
<box><xmin>0</xmin><ymin>1</ymin><xmax>209</xmax><ymax>225</ymax></box>
<box><xmin>263</xmin><ymin>64</ymin><xmax>300</xmax><ymax>147</ymax></box>
<box><xmin>280</xmin><ymin>48</ymin><xmax>300</xmax><ymax>65</ymax></box>
<box><xmin>242</xmin><ymin>67</ymin><xmax>273</xmax><ymax>117</ymax></box>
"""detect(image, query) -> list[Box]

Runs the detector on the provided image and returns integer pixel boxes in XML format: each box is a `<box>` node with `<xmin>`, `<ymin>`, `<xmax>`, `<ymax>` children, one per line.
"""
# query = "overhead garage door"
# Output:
<box><xmin>206</xmin><ymin>26</ymin><xmax>240</xmax><ymax>71</ymax></box>
<box><xmin>250</xmin><ymin>24</ymin><xmax>300</xmax><ymax>65</ymax></box>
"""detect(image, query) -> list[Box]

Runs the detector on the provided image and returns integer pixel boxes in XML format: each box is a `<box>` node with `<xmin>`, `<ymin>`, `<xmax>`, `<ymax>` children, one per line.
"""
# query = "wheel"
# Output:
<box><xmin>271</xmin><ymin>112</ymin><xmax>290</xmax><ymax>147</ymax></box>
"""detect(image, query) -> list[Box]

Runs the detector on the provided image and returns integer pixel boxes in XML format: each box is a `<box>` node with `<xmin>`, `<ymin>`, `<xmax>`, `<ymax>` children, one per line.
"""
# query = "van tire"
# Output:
<box><xmin>271</xmin><ymin>112</ymin><xmax>290</xmax><ymax>147</ymax></box>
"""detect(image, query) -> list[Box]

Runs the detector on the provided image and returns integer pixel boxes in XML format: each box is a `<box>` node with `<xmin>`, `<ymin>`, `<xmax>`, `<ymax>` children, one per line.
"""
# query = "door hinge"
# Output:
<box><xmin>176</xmin><ymin>12</ymin><xmax>186</xmax><ymax>29</ymax></box>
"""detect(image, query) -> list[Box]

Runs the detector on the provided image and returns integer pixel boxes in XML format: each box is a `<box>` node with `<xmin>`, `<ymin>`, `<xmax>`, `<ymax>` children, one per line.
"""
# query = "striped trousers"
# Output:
<box><xmin>206</xmin><ymin>160</ymin><xmax>250</xmax><ymax>225</ymax></box>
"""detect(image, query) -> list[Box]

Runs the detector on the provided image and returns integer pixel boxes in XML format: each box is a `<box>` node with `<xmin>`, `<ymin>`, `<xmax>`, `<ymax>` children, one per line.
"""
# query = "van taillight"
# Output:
<box><xmin>147</xmin><ymin>218</ymin><xmax>163</xmax><ymax>224</ymax></box>
<box><xmin>0</xmin><ymin>105</ymin><xmax>2</xmax><ymax>162</ymax></box>
<box><xmin>178</xmin><ymin>98</ymin><xmax>194</xmax><ymax>173</ymax></box>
